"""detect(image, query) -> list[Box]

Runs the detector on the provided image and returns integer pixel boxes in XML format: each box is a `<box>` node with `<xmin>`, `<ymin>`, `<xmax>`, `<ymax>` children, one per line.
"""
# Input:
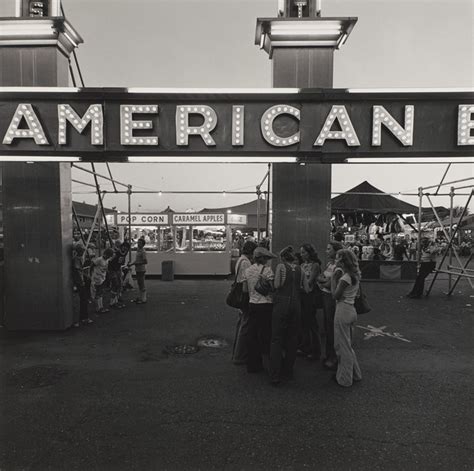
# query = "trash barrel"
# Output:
<box><xmin>162</xmin><ymin>260</ymin><xmax>174</xmax><ymax>281</ymax></box>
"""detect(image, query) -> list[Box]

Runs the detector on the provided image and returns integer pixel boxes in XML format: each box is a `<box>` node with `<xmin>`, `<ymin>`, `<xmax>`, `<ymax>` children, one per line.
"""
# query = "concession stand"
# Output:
<box><xmin>116</xmin><ymin>211</ymin><xmax>237</xmax><ymax>275</ymax></box>
<box><xmin>331</xmin><ymin>181</ymin><xmax>419</xmax><ymax>281</ymax></box>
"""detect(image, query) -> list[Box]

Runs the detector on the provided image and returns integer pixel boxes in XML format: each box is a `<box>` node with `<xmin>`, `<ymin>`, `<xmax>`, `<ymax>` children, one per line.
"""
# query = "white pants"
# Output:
<box><xmin>334</xmin><ymin>301</ymin><xmax>362</xmax><ymax>387</ymax></box>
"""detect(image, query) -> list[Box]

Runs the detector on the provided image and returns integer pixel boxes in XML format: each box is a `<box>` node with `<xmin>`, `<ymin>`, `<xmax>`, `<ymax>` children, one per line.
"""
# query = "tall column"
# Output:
<box><xmin>0</xmin><ymin>2</ymin><xmax>83</xmax><ymax>330</ymax></box>
<box><xmin>256</xmin><ymin>3</ymin><xmax>356</xmax><ymax>257</ymax></box>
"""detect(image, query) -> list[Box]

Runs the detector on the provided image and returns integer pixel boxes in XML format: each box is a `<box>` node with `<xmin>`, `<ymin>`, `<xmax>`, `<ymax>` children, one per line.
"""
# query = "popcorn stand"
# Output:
<box><xmin>116</xmin><ymin>212</ymin><xmax>244</xmax><ymax>275</ymax></box>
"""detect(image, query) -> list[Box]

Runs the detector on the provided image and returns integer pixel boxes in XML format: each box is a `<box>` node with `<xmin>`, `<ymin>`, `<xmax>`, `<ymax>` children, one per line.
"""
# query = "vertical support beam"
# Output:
<box><xmin>0</xmin><ymin>13</ymin><xmax>83</xmax><ymax>330</ymax></box>
<box><xmin>417</xmin><ymin>187</ymin><xmax>423</xmax><ymax>268</ymax></box>
<box><xmin>127</xmin><ymin>185</ymin><xmax>132</xmax><ymax>264</ymax></box>
<box><xmin>448</xmin><ymin>186</ymin><xmax>455</xmax><ymax>292</ymax></box>
<box><xmin>271</xmin><ymin>47</ymin><xmax>334</xmax><ymax>256</ymax></box>
<box><xmin>255</xmin><ymin>13</ymin><xmax>356</xmax><ymax>258</ymax></box>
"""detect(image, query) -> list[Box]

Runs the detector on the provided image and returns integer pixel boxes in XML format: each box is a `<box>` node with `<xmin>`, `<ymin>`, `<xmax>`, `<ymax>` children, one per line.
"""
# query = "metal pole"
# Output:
<box><xmin>91</xmin><ymin>163</ymin><xmax>114</xmax><ymax>248</ymax></box>
<box><xmin>127</xmin><ymin>185</ymin><xmax>132</xmax><ymax>264</ymax></box>
<box><xmin>256</xmin><ymin>188</ymin><xmax>261</xmax><ymax>243</ymax></box>
<box><xmin>426</xmin><ymin>191</ymin><xmax>473</xmax><ymax>295</ymax></box>
<box><xmin>421</xmin><ymin>177</ymin><xmax>473</xmax><ymax>192</ymax></box>
<box><xmin>97</xmin><ymin>193</ymin><xmax>102</xmax><ymax>256</ymax></box>
<box><xmin>72</xmin><ymin>204</ymin><xmax>86</xmax><ymax>247</ymax></box>
<box><xmin>448</xmin><ymin>186</ymin><xmax>454</xmax><ymax>292</ymax></box>
<box><xmin>106</xmin><ymin>162</ymin><xmax>118</xmax><ymax>193</ymax></box>
<box><xmin>72</xmin><ymin>164</ymin><xmax>128</xmax><ymax>188</ymax></box>
<box><xmin>266</xmin><ymin>163</ymin><xmax>271</xmax><ymax>237</ymax></box>
<box><xmin>447</xmin><ymin>254</ymin><xmax>473</xmax><ymax>296</ymax></box>
<box><xmin>434</xmin><ymin>164</ymin><xmax>451</xmax><ymax>195</ymax></box>
<box><xmin>417</xmin><ymin>187</ymin><xmax>423</xmax><ymax>269</ymax></box>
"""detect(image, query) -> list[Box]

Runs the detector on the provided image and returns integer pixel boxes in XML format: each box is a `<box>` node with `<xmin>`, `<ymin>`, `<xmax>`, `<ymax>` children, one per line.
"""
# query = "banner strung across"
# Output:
<box><xmin>0</xmin><ymin>88</ymin><xmax>472</xmax><ymax>161</ymax></box>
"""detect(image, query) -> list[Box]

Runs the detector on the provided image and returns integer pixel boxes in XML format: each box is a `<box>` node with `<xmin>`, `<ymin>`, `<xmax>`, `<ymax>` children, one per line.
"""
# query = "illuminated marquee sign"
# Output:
<box><xmin>0</xmin><ymin>88</ymin><xmax>473</xmax><ymax>162</ymax></box>
<box><xmin>116</xmin><ymin>213</ymin><xmax>169</xmax><ymax>226</ymax></box>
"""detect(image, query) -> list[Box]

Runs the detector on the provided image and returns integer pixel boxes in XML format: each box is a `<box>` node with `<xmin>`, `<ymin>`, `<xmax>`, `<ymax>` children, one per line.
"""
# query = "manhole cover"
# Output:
<box><xmin>164</xmin><ymin>344</ymin><xmax>199</xmax><ymax>355</ymax></box>
<box><xmin>197</xmin><ymin>337</ymin><xmax>228</xmax><ymax>348</ymax></box>
<box><xmin>7</xmin><ymin>365</ymin><xmax>68</xmax><ymax>389</ymax></box>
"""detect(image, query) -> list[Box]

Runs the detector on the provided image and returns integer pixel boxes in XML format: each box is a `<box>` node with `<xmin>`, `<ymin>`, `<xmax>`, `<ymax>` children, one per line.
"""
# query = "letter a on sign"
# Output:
<box><xmin>314</xmin><ymin>105</ymin><xmax>360</xmax><ymax>147</ymax></box>
<box><xmin>3</xmin><ymin>104</ymin><xmax>49</xmax><ymax>145</ymax></box>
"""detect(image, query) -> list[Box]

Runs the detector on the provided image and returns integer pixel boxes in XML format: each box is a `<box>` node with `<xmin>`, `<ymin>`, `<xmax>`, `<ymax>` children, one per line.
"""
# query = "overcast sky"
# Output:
<box><xmin>3</xmin><ymin>0</ymin><xmax>473</xmax><ymax>211</ymax></box>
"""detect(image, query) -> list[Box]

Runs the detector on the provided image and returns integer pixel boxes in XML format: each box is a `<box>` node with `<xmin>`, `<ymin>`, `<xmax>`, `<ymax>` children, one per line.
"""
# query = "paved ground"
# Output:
<box><xmin>0</xmin><ymin>277</ymin><xmax>473</xmax><ymax>470</ymax></box>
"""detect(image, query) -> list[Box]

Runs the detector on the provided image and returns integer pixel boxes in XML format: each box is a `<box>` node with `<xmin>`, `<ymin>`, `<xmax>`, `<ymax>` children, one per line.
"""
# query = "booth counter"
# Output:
<box><xmin>117</xmin><ymin>212</ymin><xmax>243</xmax><ymax>276</ymax></box>
<box><xmin>359</xmin><ymin>260</ymin><xmax>417</xmax><ymax>281</ymax></box>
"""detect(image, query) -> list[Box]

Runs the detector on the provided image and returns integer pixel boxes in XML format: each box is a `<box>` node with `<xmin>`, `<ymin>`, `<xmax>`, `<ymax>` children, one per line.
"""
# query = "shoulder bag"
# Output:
<box><xmin>354</xmin><ymin>283</ymin><xmax>371</xmax><ymax>315</ymax></box>
<box><xmin>226</xmin><ymin>259</ymin><xmax>248</xmax><ymax>309</ymax></box>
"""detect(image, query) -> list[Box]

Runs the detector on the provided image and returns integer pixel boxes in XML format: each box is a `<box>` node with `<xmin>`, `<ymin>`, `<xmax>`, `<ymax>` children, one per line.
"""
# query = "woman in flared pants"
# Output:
<box><xmin>334</xmin><ymin>301</ymin><xmax>362</xmax><ymax>387</ymax></box>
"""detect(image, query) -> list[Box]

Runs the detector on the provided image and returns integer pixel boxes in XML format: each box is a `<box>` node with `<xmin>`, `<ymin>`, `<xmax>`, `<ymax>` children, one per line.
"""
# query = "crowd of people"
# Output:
<box><xmin>71</xmin><ymin>237</ymin><xmax>148</xmax><ymax>327</ymax></box>
<box><xmin>332</xmin><ymin>230</ymin><xmax>472</xmax><ymax>262</ymax></box>
<box><xmin>231</xmin><ymin>239</ymin><xmax>362</xmax><ymax>388</ymax></box>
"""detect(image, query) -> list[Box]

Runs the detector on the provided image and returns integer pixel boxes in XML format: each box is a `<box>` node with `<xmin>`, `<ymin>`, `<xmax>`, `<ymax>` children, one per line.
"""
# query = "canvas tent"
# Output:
<box><xmin>331</xmin><ymin>181</ymin><xmax>419</xmax><ymax>214</ymax></box>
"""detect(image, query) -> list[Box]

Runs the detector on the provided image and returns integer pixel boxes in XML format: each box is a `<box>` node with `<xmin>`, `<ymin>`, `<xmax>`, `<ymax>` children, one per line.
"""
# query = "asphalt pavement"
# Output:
<box><xmin>0</xmin><ymin>277</ymin><xmax>473</xmax><ymax>470</ymax></box>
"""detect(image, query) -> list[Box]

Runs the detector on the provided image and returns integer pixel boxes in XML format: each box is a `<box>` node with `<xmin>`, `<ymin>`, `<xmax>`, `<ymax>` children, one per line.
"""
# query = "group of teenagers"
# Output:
<box><xmin>71</xmin><ymin>238</ymin><xmax>148</xmax><ymax>326</ymax></box>
<box><xmin>231</xmin><ymin>240</ymin><xmax>362</xmax><ymax>388</ymax></box>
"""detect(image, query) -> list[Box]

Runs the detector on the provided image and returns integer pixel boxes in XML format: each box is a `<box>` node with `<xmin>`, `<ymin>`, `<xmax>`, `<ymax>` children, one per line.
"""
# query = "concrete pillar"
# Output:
<box><xmin>0</xmin><ymin>6</ymin><xmax>83</xmax><ymax>329</ymax></box>
<box><xmin>256</xmin><ymin>5</ymin><xmax>356</xmax><ymax>257</ymax></box>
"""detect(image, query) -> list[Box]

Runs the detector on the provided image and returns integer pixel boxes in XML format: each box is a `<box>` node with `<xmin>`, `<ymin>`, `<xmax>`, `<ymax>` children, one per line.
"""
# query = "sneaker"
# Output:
<box><xmin>116</xmin><ymin>303</ymin><xmax>126</xmax><ymax>309</ymax></box>
<box><xmin>72</xmin><ymin>322</ymin><xmax>80</xmax><ymax>328</ymax></box>
<box><xmin>136</xmin><ymin>300</ymin><xmax>147</xmax><ymax>304</ymax></box>
<box><xmin>96</xmin><ymin>307</ymin><xmax>109</xmax><ymax>314</ymax></box>
<box><xmin>81</xmin><ymin>318</ymin><xmax>94</xmax><ymax>325</ymax></box>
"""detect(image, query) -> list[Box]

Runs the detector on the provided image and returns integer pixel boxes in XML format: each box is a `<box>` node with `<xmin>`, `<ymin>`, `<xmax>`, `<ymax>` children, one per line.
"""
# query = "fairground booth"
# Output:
<box><xmin>116</xmin><ymin>209</ymin><xmax>241</xmax><ymax>276</ymax></box>
<box><xmin>331</xmin><ymin>181</ymin><xmax>419</xmax><ymax>281</ymax></box>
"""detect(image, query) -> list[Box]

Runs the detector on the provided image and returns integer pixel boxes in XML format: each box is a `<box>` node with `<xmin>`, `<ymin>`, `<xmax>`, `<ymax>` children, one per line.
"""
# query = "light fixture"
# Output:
<box><xmin>0</xmin><ymin>156</ymin><xmax>81</xmax><ymax>162</ymax></box>
<box><xmin>0</xmin><ymin>86</ymin><xmax>79</xmax><ymax>93</ymax></box>
<box><xmin>126</xmin><ymin>88</ymin><xmax>300</xmax><ymax>94</ymax></box>
<box><xmin>345</xmin><ymin>157</ymin><xmax>474</xmax><ymax>164</ymax></box>
<box><xmin>347</xmin><ymin>88</ymin><xmax>474</xmax><ymax>94</ymax></box>
<box><xmin>127</xmin><ymin>156</ymin><xmax>298</xmax><ymax>163</ymax></box>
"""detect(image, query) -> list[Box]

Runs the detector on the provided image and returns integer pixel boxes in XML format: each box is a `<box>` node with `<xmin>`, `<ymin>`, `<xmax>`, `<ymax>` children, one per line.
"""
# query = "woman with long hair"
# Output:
<box><xmin>299</xmin><ymin>243</ymin><xmax>322</xmax><ymax>360</ymax></box>
<box><xmin>269</xmin><ymin>246</ymin><xmax>302</xmax><ymax>385</ymax></box>
<box><xmin>331</xmin><ymin>249</ymin><xmax>362</xmax><ymax>387</ymax></box>
<box><xmin>317</xmin><ymin>241</ymin><xmax>343</xmax><ymax>370</ymax></box>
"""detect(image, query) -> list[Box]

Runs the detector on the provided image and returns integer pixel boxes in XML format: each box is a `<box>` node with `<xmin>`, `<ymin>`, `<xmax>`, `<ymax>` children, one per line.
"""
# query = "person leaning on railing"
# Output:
<box><xmin>406</xmin><ymin>238</ymin><xmax>438</xmax><ymax>299</ymax></box>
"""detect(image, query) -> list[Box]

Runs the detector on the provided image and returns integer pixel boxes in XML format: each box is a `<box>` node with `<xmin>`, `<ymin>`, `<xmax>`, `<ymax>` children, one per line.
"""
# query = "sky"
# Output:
<box><xmin>2</xmin><ymin>0</ymin><xmax>473</xmax><ymax>212</ymax></box>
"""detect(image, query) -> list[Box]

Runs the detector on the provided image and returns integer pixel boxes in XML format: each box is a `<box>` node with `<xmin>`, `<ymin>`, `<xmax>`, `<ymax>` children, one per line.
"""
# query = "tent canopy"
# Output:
<box><xmin>331</xmin><ymin>181</ymin><xmax>419</xmax><ymax>214</ymax></box>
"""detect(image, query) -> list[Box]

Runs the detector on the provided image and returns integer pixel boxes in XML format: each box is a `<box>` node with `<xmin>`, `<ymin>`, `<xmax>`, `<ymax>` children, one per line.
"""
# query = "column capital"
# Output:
<box><xmin>0</xmin><ymin>17</ymin><xmax>83</xmax><ymax>57</ymax></box>
<box><xmin>255</xmin><ymin>17</ymin><xmax>357</xmax><ymax>58</ymax></box>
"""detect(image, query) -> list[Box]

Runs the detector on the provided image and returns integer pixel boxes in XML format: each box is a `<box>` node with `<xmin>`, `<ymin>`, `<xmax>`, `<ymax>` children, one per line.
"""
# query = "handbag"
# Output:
<box><xmin>354</xmin><ymin>283</ymin><xmax>371</xmax><ymax>315</ymax></box>
<box><xmin>226</xmin><ymin>259</ymin><xmax>248</xmax><ymax>309</ymax></box>
<box><xmin>254</xmin><ymin>265</ymin><xmax>274</xmax><ymax>297</ymax></box>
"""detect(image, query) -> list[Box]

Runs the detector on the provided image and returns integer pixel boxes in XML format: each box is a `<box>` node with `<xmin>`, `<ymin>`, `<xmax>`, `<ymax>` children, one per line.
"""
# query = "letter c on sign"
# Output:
<box><xmin>261</xmin><ymin>105</ymin><xmax>300</xmax><ymax>147</ymax></box>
